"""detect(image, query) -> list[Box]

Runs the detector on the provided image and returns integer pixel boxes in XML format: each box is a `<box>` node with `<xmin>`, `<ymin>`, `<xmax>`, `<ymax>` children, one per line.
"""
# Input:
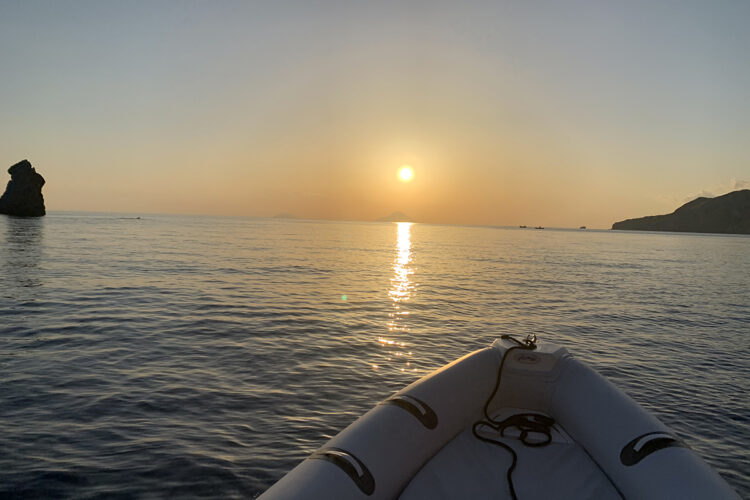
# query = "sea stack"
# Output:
<box><xmin>0</xmin><ymin>160</ymin><xmax>46</xmax><ymax>217</ymax></box>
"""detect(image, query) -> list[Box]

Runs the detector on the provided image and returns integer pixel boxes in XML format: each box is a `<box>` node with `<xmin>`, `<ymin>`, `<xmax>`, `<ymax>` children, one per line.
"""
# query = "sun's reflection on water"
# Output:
<box><xmin>375</xmin><ymin>222</ymin><xmax>420</xmax><ymax>375</ymax></box>
<box><xmin>388</xmin><ymin>222</ymin><xmax>414</xmax><ymax>304</ymax></box>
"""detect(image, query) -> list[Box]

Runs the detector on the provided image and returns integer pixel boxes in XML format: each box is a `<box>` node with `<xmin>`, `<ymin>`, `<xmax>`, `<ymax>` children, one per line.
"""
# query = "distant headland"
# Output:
<box><xmin>612</xmin><ymin>189</ymin><xmax>750</xmax><ymax>234</ymax></box>
<box><xmin>0</xmin><ymin>159</ymin><xmax>46</xmax><ymax>217</ymax></box>
<box><xmin>377</xmin><ymin>211</ymin><xmax>412</xmax><ymax>222</ymax></box>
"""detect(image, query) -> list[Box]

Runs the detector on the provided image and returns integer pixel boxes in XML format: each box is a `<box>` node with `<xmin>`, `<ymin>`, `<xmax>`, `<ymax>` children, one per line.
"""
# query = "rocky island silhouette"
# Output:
<box><xmin>0</xmin><ymin>160</ymin><xmax>46</xmax><ymax>217</ymax></box>
<box><xmin>377</xmin><ymin>211</ymin><xmax>412</xmax><ymax>222</ymax></box>
<box><xmin>612</xmin><ymin>189</ymin><xmax>750</xmax><ymax>234</ymax></box>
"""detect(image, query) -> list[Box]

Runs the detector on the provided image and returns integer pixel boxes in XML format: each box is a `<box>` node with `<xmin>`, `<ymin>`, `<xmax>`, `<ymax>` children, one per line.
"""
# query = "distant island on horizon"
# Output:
<box><xmin>612</xmin><ymin>189</ymin><xmax>750</xmax><ymax>234</ymax></box>
<box><xmin>269</xmin><ymin>211</ymin><xmax>414</xmax><ymax>223</ymax></box>
<box><xmin>376</xmin><ymin>211</ymin><xmax>413</xmax><ymax>223</ymax></box>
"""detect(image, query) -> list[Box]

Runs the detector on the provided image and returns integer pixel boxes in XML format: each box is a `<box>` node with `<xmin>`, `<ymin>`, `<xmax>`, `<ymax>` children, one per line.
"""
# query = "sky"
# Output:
<box><xmin>1</xmin><ymin>0</ymin><xmax>748</xmax><ymax>228</ymax></box>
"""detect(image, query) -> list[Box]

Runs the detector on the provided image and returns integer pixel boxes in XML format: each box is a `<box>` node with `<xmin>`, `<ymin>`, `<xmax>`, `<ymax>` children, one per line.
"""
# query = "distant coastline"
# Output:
<box><xmin>612</xmin><ymin>189</ymin><xmax>750</xmax><ymax>234</ymax></box>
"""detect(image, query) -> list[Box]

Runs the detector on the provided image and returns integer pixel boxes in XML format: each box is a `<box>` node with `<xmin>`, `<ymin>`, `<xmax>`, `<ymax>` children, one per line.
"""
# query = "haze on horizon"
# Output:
<box><xmin>1</xmin><ymin>1</ymin><xmax>748</xmax><ymax>228</ymax></box>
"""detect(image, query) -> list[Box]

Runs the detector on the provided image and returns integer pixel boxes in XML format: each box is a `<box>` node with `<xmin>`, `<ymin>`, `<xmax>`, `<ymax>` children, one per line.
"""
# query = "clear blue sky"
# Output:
<box><xmin>1</xmin><ymin>1</ymin><xmax>748</xmax><ymax>227</ymax></box>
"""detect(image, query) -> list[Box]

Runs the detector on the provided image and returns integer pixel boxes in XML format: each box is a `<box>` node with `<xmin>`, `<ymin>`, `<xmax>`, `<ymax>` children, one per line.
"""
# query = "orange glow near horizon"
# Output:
<box><xmin>5</xmin><ymin>3</ymin><xmax>746</xmax><ymax>229</ymax></box>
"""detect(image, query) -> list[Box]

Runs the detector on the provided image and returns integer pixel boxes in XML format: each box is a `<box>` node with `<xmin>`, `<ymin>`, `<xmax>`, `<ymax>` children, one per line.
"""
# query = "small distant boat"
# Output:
<box><xmin>262</xmin><ymin>336</ymin><xmax>739</xmax><ymax>499</ymax></box>
<box><xmin>579</xmin><ymin>226</ymin><xmax>586</xmax><ymax>230</ymax></box>
<box><xmin>519</xmin><ymin>225</ymin><xmax>527</xmax><ymax>228</ymax></box>
<box><xmin>534</xmin><ymin>226</ymin><xmax>544</xmax><ymax>229</ymax></box>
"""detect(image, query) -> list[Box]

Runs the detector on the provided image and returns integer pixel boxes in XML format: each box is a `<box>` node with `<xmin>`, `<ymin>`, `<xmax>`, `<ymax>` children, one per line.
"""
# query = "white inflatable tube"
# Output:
<box><xmin>261</xmin><ymin>339</ymin><xmax>739</xmax><ymax>499</ymax></box>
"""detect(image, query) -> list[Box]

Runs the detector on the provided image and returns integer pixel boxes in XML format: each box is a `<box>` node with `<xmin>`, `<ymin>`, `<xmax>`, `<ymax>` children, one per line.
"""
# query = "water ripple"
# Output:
<box><xmin>0</xmin><ymin>215</ymin><xmax>748</xmax><ymax>497</ymax></box>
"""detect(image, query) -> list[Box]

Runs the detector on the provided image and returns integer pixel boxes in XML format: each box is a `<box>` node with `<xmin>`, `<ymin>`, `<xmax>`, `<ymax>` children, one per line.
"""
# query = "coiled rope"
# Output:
<box><xmin>472</xmin><ymin>334</ymin><xmax>555</xmax><ymax>500</ymax></box>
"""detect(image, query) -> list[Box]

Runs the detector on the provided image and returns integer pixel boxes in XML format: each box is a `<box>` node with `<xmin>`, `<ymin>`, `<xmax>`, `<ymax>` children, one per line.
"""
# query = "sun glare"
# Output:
<box><xmin>398</xmin><ymin>166</ymin><xmax>414</xmax><ymax>182</ymax></box>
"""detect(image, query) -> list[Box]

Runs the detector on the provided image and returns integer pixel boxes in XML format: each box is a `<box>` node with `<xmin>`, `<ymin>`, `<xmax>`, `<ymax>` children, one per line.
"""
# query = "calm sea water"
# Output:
<box><xmin>1</xmin><ymin>213</ymin><xmax>748</xmax><ymax>498</ymax></box>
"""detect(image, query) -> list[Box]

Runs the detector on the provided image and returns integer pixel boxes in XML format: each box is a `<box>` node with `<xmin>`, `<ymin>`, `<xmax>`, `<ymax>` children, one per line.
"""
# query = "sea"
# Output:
<box><xmin>1</xmin><ymin>212</ymin><xmax>748</xmax><ymax>498</ymax></box>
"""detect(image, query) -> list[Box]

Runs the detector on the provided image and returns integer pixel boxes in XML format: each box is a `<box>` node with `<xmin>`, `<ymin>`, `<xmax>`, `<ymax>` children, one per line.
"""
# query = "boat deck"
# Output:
<box><xmin>400</xmin><ymin>408</ymin><xmax>623</xmax><ymax>500</ymax></box>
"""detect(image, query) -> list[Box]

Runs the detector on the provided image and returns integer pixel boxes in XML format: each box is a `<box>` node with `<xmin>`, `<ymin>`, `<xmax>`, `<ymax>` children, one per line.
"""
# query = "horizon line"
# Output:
<box><xmin>41</xmin><ymin>209</ymin><xmax>607</xmax><ymax>231</ymax></box>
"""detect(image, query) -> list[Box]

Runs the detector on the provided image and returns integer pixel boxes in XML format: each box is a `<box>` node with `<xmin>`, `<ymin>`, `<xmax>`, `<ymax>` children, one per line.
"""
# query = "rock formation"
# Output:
<box><xmin>0</xmin><ymin>160</ymin><xmax>46</xmax><ymax>217</ymax></box>
<box><xmin>612</xmin><ymin>189</ymin><xmax>750</xmax><ymax>234</ymax></box>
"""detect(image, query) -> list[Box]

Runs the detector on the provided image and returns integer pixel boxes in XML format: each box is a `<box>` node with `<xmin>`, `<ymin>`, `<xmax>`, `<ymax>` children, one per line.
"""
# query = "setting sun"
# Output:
<box><xmin>398</xmin><ymin>166</ymin><xmax>414</xmax><ymax>182</ymax></box>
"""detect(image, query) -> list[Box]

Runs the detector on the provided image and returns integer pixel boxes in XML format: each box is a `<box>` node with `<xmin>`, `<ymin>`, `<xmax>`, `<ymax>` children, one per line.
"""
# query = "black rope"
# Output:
<box><xmin>472</xmin><ymin>334</ymin><xmax>555</xmax><ymax>500</ymax></box>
